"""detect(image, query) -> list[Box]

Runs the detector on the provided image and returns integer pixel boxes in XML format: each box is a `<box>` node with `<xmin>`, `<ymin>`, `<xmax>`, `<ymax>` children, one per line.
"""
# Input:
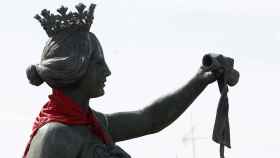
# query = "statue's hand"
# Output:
<box><xmin>196</xmin><ymin>65</ymin><xmax>224</xmax><ymax>85</ymax></box>
<box><xmin>200</xmin><ymin>53</ymin><xmax>240</xmax><ymax>86</ymax></box>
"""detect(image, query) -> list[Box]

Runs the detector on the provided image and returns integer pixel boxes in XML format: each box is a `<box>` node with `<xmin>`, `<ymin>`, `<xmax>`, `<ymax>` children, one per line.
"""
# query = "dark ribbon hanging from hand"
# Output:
<box><xmin>202</xmin><ymin>53</ymin><xmax>239</xmax><ymax>158</ymax></box>
<box><xmin>212</xmin><ymin>77</ymin><xmax>231</xmax><ymax>158</ymax></box>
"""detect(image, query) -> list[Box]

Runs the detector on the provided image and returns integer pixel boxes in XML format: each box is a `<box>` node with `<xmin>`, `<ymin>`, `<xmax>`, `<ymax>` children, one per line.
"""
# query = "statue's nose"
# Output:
<box><xmin>104</xmin><ymin>64</ymin><xmax>111</xmax><ymax>77</ymax></box>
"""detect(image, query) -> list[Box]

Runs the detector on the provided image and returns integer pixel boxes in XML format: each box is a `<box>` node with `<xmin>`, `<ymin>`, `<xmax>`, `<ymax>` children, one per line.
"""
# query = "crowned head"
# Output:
<box><xmin>26</xmin><ymin>3</ymin><xmax>111</xmax><ymax>98</ymax></box>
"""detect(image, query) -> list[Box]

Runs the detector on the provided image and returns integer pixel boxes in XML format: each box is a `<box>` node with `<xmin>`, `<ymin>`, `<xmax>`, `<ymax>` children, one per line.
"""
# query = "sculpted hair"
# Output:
<box><xmin>26</xmin><ymin>32</ymin><xmax>98</xmax><ymax>88</ymax></box>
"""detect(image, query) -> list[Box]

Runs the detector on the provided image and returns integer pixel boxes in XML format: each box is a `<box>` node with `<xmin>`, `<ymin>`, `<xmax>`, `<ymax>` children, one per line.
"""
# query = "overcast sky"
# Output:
<box><xmin>0</xmin><ymin>0</ymin><xmax>279</xmax><ymax>157</ymax></box>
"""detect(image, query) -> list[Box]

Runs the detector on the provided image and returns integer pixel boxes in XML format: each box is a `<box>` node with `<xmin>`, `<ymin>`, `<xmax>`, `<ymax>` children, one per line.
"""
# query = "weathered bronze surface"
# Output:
<box><xmin>25</xmin><ymin>3</ymin><xmax>239</xmax><ymax>158</ymax></box>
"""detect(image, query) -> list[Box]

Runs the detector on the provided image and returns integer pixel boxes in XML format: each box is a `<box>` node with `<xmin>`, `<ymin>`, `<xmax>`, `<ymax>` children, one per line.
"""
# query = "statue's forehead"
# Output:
<box><xmin>96</xmin><ymin>41</ymin><xmax>103</xmax><ymax>57</ymax></box>
<box><xmin>90</xmin><ymin>38</ymin><xmax>104</xmax><ymax>60</ymax></box>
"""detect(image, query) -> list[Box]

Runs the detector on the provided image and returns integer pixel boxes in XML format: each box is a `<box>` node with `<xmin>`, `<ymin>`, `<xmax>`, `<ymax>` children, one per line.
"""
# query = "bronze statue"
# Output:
<box><xmin>23</xmin><ymin>3</ymin><xmax>239</xmax><ymax>158</ymax></box>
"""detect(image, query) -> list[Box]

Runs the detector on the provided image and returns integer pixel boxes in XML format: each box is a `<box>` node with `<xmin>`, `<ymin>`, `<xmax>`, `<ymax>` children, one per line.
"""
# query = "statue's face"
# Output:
<box><xmin>79</xmin><ymin>37</ymin><xmax>111</xmax><ymax>98</ymax></box>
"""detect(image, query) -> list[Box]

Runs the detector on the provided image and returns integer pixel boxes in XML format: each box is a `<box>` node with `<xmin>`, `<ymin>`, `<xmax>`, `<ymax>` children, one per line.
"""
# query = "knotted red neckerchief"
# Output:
<box><xmin>23</xmin><ymin>89</ymin><xmax>112</xmax><ymax>158</ymax></box>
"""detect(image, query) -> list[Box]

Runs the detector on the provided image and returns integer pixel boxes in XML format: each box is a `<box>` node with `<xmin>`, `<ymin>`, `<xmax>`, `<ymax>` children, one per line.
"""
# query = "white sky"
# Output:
<box><xmin>0</xmin><ymin>0</ymin><xmax>280</xmax><ymax>157</ymax></box>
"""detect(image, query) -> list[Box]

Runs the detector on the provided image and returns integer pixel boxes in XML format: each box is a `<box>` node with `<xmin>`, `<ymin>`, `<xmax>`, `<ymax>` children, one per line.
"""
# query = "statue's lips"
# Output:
<box><xmin>101</xmin><ymin>82</ymin><xmax>105</xmax><ymax>87</ymax></box>
<box><xmin>100</xmin><ymin>80</ymin><xmax>106</xmax><ymax>87</ymax></box>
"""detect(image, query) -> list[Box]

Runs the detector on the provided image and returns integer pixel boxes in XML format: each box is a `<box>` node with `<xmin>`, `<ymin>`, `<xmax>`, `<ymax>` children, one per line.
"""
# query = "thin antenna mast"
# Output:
<box><xmin>190</xmin><ymin>111</ymin><xmax>196</xmax><ymax>158</ymax></box>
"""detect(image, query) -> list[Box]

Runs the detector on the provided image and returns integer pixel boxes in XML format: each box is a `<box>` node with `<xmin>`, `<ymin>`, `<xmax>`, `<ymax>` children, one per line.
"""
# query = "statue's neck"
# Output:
<box><xmin>60</xmin><ymin>89</ymin><xmax>91</xmax><ymax>112</ymax></box>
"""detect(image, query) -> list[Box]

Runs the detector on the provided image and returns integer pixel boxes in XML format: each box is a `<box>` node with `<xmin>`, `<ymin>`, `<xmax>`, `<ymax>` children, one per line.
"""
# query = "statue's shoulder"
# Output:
<box><xmin>27</xmin><ymin>122</ymin><xmax>84</xmax><ymax>158</ymax></box>
<box><xmin>94</xmin><ymin>110</ymin><xmax>109</xmax><ymax>130</ymax></box>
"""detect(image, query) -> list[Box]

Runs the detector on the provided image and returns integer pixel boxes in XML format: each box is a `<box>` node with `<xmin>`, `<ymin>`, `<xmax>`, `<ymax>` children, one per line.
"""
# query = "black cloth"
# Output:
<box><xmin>212</xmin><ymin>77</ymin><xmax>231</xmax><ymax>158</ymax></box>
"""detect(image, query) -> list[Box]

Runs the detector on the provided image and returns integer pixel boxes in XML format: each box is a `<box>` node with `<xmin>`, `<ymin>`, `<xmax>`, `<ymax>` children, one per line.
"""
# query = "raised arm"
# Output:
<box><xmin>107</xmin><ymin>66</ymin><xmax>219</xmax><ymax>142</ymax></box>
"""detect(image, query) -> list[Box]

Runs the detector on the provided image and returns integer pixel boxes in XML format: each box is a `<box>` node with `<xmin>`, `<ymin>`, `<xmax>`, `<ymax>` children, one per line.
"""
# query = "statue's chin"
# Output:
<box><xmin>91</xmin><ymin>88</ymin><xmax>105</xmax><ymax>98</ymax></box>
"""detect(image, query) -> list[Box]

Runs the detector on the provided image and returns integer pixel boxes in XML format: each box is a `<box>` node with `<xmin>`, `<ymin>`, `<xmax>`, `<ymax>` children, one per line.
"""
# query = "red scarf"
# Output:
<box><xmin>23</xmin><ymin>89</ymin><xmax>112</xmax><ymax>158</ymax></box>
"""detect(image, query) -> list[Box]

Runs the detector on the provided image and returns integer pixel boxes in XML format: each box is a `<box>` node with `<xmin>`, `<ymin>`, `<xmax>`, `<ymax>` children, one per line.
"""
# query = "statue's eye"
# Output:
<box><xmin>95</xmin><ymin>60</ymin><xmax>104</xmax><ymax>66</ymax></box>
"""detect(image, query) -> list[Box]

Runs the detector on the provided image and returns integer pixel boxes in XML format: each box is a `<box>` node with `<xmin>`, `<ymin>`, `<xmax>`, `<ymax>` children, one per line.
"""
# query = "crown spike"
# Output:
<box><xmin>41</xmin><ymin>9</ymin><xmax>51</xmax><ymax>19</ymax></box>
<box><xmin>76</xmin><ymin>3</ymin><xmax>86</xmax><ymax>14</ymax></box>
<box><xmin>88</xmin><ymin>4</ymin><xmax>96</xmax><ymax>18</ymax></box>
<box><xmin>34</xmin><ymin>14</ymin><xmax>42</xmax><ymax>21</ymax></box>
<box><xmin>57</xmin><ymin>6</ymin><xmax>68</xmax><ymax>16</ymax></box>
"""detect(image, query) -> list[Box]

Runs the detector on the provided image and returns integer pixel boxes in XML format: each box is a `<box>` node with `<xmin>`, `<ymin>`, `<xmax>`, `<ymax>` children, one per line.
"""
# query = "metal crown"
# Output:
<box><xmin>34</xmin><ymin>3</ymin><xmax>96</xmax><ymax>37</ymax></box>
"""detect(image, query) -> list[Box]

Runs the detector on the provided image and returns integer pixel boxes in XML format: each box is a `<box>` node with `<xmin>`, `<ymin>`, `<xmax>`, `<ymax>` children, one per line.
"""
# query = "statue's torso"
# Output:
<box><xmin>27</xmin><ymin>112</ymin><xmax>131</xmax><ymax>158</ymax></box>
<box><xmin>27</xmin><ymin>122</ymin><xmax>104</xmax><ymax>158</ymax></box>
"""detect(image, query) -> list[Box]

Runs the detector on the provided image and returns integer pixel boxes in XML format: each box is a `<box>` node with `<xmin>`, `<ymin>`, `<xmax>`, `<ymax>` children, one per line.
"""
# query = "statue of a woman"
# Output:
<box><xmin>23</xmin><ymin>3</ymin><xmax>224</xmax><ymax>158</ymax></box>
